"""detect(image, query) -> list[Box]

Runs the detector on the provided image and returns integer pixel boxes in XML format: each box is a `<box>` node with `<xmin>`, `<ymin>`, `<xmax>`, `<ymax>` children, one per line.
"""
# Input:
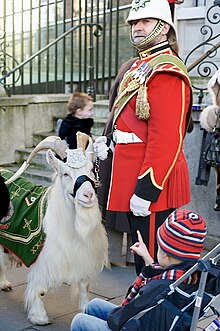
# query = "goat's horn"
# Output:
<box><xmin>26</xmin><ymin>136</ymin><xmax>68</xmax><ymax>163</ymax></box>
<box><xmin>76</xmin><ymin>132</ymin><xmax>90</xmax><ymax>151</ymax></box>
<box><xmin>6</xmin><ymin>136</ymin><xmax>68</xmax><ymax>184</ymax></box>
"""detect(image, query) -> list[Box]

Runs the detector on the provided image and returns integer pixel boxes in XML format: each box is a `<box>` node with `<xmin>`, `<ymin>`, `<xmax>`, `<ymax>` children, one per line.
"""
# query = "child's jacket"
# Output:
<box><xmin>107</xmin><ymin>261</ymin><xmax>220</xmax><ymax>331</ymax></box>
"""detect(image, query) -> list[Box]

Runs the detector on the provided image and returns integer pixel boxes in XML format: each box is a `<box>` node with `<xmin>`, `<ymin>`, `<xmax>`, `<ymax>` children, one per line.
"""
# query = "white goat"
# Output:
<box><xmin>0</xmin><ymin>134</ymin><xmax>109</xmax><ymax>325</ymax></box>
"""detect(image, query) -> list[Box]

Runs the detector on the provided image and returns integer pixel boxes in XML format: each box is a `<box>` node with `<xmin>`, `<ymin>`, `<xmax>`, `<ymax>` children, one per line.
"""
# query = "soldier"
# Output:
<box><xmin>95</xmin><ymin>0</ymin><xmax>192</xmax><ymax>275</ymax></box>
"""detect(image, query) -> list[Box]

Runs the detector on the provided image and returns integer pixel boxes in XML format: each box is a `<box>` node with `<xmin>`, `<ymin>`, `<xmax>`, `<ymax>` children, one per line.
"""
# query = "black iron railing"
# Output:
<box><xmin>185</xmin><ymin>1</ymin><xmax>220</xmax><ymax>188</ymax></box>
<box><xmin>185</xmin><ymin>1</ymin><xmax>220</xmax><ymax>103</ymax></box>
<box><xmin>0</xmin><ymin>23</ymin><xmax>103</xmax><ymax>100</ymax></box>
<box><xmin>0</xmin><ymin>1</ymin><xmax>219</xmax><ymax>98</ymax></box>
<box><xmin>0</xmin><ymin>29</ymin><xmax>22</xmax><ymax>96</ymax></box>
<box><xmin>0</xmin><ymin>1</ymin><xmax>133</xmax><ymax>97</ymax></box>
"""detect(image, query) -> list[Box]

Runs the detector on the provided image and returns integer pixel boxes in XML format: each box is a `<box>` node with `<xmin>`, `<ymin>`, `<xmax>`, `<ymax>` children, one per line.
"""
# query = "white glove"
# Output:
<box><xmin>94</xmin><ymin>136</ymin><xmax>109</xmax><ymax>161</ymax></box>
<box><xmin>130</xmin><ymin>194</ymin><xmax>151</xmax><ymax>217</ymax></box>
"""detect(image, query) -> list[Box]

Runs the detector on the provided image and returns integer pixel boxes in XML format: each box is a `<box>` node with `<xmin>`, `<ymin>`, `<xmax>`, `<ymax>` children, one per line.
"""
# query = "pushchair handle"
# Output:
<box><xmin>169</xmin><ymin>243</ymin><xmax>220</xmax><ymax>291</ymax></box>
<box><xmin>168</xmin><ymin>243</ymin><xmax>220</xmax><ymax>331</ymax></box>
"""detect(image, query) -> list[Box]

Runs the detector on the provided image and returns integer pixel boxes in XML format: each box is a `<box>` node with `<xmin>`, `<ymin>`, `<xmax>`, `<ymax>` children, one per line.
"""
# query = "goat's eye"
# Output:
<box><xmin>63</xmin><ymin>173</ymin><xmax>70</xmax><ymax>177</ymax></box>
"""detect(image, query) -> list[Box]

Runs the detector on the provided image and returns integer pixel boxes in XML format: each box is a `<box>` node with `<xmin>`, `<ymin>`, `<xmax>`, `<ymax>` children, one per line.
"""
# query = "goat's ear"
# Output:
<box><xmin>46</xmin><ymin>149</ymin><xmax>61</xmax><ymax>173</ymax></box>
<box><xmin>85</xmin><ymin>137</ymin><xmax>94</xmax><ymax>162</ymax></box>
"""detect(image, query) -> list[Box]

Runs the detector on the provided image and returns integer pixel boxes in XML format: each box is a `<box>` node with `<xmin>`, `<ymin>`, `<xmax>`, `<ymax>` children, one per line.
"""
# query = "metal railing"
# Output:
<box><xmin>0</xmin><ymin>0</ymin><xmax>219</xmax><ymax>99</ymax></box>
<box><xmin>195</xmin><ymin>0</ymin><xmax>207</xmax><ymax>6</ymax></box>
<box><xmin>184</xmin><ymin>1</ymin><xmax>220</xmax><ymax>103</ymax></box>
<box><xmin>0</xmin><ymin>1</ymin><xmax>133</xmax><ymax>97</ymax></box>
<box><xmin>184</xmin><ymin>1</ymin><xmax>220</xmax><ymax>189</ymax></box>
<box><xmin>0</xmin><ymin>23</ymin><xmax>103</xmax><ymax>99</ymax></box>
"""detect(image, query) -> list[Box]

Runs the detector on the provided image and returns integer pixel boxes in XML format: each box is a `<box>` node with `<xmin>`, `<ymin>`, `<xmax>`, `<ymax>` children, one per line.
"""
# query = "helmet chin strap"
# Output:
<box><xmin>130</xmin><ymin>20</ymin><xmax>165</xmax><ymax>51</ymax></box>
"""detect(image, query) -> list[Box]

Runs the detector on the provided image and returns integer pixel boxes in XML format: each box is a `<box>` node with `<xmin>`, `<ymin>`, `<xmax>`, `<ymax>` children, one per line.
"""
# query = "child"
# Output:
<box><xmin>70</xmin><ymin>209</ymin><xmax>207</xmax><ymax>331</ymax></box>
<box><xmin>59</xmin><ymin>92</ymin><xmax>94</xmax><ymax>149</ymax></box>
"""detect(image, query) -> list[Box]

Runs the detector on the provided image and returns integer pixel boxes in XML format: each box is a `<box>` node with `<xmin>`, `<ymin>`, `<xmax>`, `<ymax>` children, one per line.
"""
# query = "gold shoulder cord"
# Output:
<box><xmin>136</xmin><ymin>82</ymin><xmax>150</xmax><ymax>120</ymax></box>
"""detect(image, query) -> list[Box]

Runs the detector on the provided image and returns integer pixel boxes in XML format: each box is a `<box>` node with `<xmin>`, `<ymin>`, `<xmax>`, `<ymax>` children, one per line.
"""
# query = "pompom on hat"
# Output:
<box><xmin>157</xmin><ymin>209</ymin><xmax>207</xmax><ymax>261</ymax></box>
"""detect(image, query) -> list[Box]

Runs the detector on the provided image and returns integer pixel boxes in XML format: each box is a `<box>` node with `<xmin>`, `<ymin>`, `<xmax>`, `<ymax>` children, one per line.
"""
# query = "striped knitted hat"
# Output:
<box><xmin>157</xmin><ymin>209</ymin><xmax>207</xmax><ymax>261</ymax></box>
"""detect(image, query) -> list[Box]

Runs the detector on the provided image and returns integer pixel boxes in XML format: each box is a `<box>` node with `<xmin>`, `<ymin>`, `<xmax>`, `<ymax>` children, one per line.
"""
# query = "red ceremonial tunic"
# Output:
<box><xmin>107</xmin><ymin>45</ymin><xmax>191</xmax><ymax>213</ymax></box>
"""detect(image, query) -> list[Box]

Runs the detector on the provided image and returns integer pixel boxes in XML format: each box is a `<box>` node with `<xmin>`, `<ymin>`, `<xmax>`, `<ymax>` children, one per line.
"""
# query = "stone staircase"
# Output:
<box><xmin>0</xmin><ymin>98</ymin><xmax>109</xmax><ymax>186</ymax></box>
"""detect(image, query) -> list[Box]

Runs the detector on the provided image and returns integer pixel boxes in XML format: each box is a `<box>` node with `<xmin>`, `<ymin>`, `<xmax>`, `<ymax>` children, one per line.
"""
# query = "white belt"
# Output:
<box><xmin>113</xmin><ymin>130</ymin><xmax>143</xmax><ymax>144</ymax></box>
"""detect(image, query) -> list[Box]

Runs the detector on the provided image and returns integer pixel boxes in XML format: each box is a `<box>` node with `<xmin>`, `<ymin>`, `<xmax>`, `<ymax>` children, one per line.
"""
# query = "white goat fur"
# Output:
<box><xmin>0</xmin><ymin>149</ymin><xmax>109</xmax><ymax>325</ymax></box>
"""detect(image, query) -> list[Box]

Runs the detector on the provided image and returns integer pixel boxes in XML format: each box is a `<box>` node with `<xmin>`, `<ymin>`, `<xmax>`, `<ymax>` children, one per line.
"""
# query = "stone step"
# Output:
<box><xmin>0</xmin><ymin>163</ymin><xmax>52</xmax><ymax>186</ymax></box>
<box><xmin>15</xmin><ymin>148</ymin><xmax>52</xmax><ymax>171</ymax></box>
<box><xmin>1</xmin><ymin>98</ymin><xmax>109</xmax><ymax>187</ymax></box>
<box><xmin>33</xmin><ymin>132</ymin><xmax>55</xmax><ymax>147</ymax></box>
<box><xmin>93</xmin><ymin>99</ymin><xmax>109</xmax><ymax>118</ymax></box>
<box><xmin>91</xmin><ymin>118</ymin><xmax>108</xmax><ymax>137</ymax></box>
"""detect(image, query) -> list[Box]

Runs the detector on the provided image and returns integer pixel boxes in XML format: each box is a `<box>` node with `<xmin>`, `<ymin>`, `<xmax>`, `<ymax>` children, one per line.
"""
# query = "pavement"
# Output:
<box><xmin>0</xmin><ymin>258</ymin><xmax>220</xmax><ymax>331</ymax></box>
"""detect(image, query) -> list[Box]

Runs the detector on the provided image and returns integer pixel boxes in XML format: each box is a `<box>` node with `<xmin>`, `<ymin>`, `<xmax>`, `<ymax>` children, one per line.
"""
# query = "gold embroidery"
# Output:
<box><xmin>127</xmin><ymin>79</ymin><xmax>140</xmax><ymax>91</ymax></box>
<box><xmin>31</xmin><ymin>235</ymin><xmax>44</xmax><ymax>255</ymax></box>
<box><xmin>23</xmin><ymin>218</ymin><xmax>32</xmax><ymax>232</ymax></box>
<box><xmin>136</xmin><ymin>84</ymin><xmax>150</xmax><ymax>120</ymax></box>
<box><xmin>138</xmin><ymin>167</ymin><xmax>163</xmax><ymax>190</ymax></box>
<box><xmin>11</xmin><ymin>188</ymin><xmax>21</xmax><ymax>200</ymax></box>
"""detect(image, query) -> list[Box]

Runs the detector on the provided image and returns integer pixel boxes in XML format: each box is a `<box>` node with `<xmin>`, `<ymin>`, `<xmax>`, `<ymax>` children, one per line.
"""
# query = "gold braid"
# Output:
<box><xmin>136</xmin><ymin>83</ymin><xmax>150</xmax><ymax>121</ymax></box>
<box><xmin>131</xmin><ymin>20</ymin><xmax>165</xmax><ymax>51</ymax></box>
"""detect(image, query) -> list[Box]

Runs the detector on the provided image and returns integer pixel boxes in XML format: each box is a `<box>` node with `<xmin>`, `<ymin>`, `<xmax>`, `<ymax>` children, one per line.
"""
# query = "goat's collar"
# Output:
<box><xmin>66</xmin><ymin>148</ymin><xmax>87</xmax><ymax>168</ymax></box>
<box><xmin>73</xmin><ymin>175</ymin><xmax>95</xmax><ymax>197</ymax></box>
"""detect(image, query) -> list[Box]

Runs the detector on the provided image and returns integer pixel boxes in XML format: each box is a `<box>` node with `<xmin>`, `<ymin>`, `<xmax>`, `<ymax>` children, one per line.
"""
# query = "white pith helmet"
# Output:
<box><xmin>126</xmin><ymin>0</ymin><xmax>177</xmax><ymax>48</ymax></box>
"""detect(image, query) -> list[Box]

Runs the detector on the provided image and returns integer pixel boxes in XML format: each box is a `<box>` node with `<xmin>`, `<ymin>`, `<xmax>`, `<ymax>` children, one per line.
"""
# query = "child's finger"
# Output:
<box><xmin>130</xmin><ymin>242</ymin><xmax>139</xmax><ymax>250</ymax></box>
<box><xmin>137</xmin><ymin>230</ymin><xmax>144</xmax><ymax>243</ymax></box>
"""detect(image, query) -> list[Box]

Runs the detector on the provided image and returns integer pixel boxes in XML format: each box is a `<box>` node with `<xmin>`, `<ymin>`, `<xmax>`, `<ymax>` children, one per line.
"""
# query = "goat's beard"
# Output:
<box><xmin>74</xmin><ymin>202</ymin><xmax>102</xmax><ymax>240</ymax></box>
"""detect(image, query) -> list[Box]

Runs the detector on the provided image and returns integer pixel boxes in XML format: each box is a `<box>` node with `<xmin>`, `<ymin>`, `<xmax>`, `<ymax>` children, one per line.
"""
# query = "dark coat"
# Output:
<box><xmin>0</xmin><ymin>175</ymin><xmax>10</xmax><ymax>220</ymax></box>
<box><xmin>98</xmin><ymin>58</ymin><xmax>138</xmax><ymax>232</ymax></box>
<box><xmin>58</xmin><ymin>115</ymin><xmax>94</xmax><ymax>149</ymax></box>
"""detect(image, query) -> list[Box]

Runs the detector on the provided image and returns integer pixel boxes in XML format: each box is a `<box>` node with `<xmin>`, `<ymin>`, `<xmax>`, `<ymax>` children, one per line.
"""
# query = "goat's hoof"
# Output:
<box><xmin>29</xmin><ymin>318</ymin><xmax>52</xmax><ymax>326</ymax></box>
<box><xmin>28</xmin><ymin>315</ymin><xmax>52</xmax><ymax>326</ymax></box>
<box><xmin>36</xmin><ymin>319</ymin><xmax>52</xmax><ymax>326</ymax></box>
<box><xmin>0</xmin><ymin>281</ymin><xmax>12</xmax><ymax>291</ymax></box>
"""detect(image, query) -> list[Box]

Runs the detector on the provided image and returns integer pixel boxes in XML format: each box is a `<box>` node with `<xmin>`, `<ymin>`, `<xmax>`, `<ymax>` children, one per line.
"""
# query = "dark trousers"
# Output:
<box><xmin>127</xmin><ymin>208</ymin><xmax>174</xmax><ymax>275</ymax></box>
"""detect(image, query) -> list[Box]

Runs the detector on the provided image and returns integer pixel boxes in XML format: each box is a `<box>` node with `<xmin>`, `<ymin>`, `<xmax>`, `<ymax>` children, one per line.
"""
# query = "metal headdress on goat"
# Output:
<box><xmin>66</xmin><ymin>132</ymin><xmax>93</xmax><ymax>168</ymax></box>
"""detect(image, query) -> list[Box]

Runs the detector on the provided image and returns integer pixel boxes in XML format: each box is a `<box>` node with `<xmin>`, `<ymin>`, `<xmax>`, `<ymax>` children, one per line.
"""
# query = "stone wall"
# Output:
<box><xmin>0</xmin><ymin>94</ymin><xmax>68</xmax><ymax>164</ymax></box>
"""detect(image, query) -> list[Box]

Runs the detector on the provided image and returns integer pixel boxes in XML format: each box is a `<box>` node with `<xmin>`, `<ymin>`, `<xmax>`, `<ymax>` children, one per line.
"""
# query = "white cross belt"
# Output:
<box><xmin>113</xmin><ymin>130</ymin><xmax>143</xmax><ymax>144</ymax></box>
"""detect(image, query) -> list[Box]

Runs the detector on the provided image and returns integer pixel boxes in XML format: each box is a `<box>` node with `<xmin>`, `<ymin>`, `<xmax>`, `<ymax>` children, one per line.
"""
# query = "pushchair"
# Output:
<box><xmin>120</xmin><ymin>243</ymin><xmax>220</xmax><ymax>331</ymax></box>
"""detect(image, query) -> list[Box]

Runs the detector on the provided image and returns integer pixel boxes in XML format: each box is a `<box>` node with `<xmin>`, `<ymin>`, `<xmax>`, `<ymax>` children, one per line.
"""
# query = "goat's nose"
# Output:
<box><xmin>84</xmin><ymin>191</ymin><xmax>94</xmax><ymax>199</ymax></box>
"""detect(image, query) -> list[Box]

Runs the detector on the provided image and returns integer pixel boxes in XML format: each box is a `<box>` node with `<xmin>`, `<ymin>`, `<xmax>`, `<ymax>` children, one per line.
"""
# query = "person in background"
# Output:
<box><xmin>70</xmin><ymin>210</ymin><xmax>207</xmax><ymax>331</ymax></box>
<box><xmin>95</xmin><ymin>0</ymin><xmax>193</xmax><ymax>276</ymax></box>
<box><xmin>59</xmin><ymin>92</ymin><xmax>94</xmax><ymax>149</ymax></box>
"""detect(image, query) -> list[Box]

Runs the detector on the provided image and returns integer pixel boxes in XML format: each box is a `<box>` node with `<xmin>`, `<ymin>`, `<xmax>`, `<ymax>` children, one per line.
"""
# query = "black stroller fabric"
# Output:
<box><xmin>107</xmin><ymin>261</ymin><xmax>220</xmax><ymax>331</ymax></box>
